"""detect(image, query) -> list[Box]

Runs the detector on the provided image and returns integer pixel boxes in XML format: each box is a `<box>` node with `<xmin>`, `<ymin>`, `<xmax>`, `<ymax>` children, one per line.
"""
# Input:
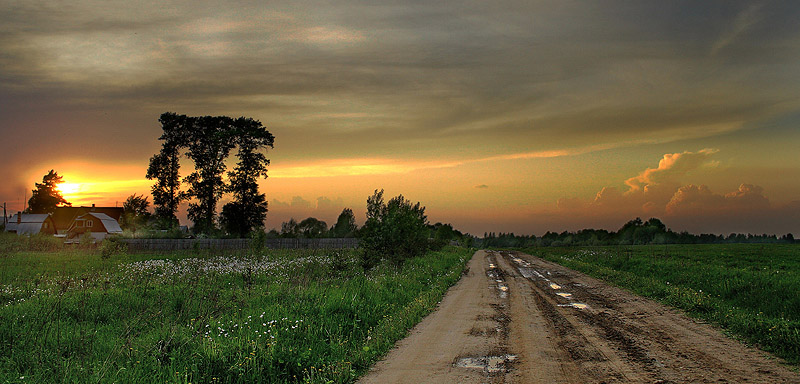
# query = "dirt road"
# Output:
<box><xmin>359</xmin><ymin>250</ymin><xmax>799</xmax><ymax>383</ymax></box>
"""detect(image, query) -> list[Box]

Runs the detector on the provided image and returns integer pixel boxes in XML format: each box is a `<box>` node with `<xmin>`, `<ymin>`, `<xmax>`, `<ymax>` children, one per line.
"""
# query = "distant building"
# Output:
<box><xmin>66</xmin><ymin>212</ymin><xmax>123</xmax><ymax>242</ymax></box>
<box><xmin>4</xmin><ymin>213</ymin><xmax>57</xmax><ymax>236</ymax></box>
<box><xmin>51</xmin><ymin>205</ymin><xmax>124</xmax><ymax>235</ymax></box>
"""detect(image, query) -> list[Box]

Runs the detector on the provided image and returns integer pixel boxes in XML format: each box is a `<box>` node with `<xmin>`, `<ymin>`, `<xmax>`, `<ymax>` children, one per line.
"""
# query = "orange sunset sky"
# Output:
<box><xmin>1</xmin><ymin>1</ymin><xmax>799</xmax><ymax>236</ymax></box>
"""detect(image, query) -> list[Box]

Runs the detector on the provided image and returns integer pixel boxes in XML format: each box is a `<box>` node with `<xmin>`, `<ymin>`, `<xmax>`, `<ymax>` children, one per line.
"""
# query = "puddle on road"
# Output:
<box><xmin>455</xmin><ymin>354</ymin><xmax>518</xmax><ymax>374</ymax></box>
<box><xmin>556</xmin><ymin>292</ymin><xmax>572</xmax><ymax>298</ymax></box>
<box><xmin>558</xmin><ymin>303</ymin><xmax>588</xmax><ymax>309</ymax></box>
<box><xmin>518</xmin><ymin>268</ymin><xmax>534</xmax><ymax>278</ymax></box>
<box><xmin>549</xmin><ymin>283</ymin><xmax>562</xmax><ymax>290</ymax></box>
<box><xmin>511</xmin><ymin>257</ymin><xmax>531</xmax><ymax>267</ymax></box>
<box><xmin>497</xmin><ymin>283</ymin><xmax>509</xmax><ymax>298</ymax></box>
<box><xmin>489</xmin><ymin>263</ymin><xmax>497</xmax><ymax>269</ymax></box>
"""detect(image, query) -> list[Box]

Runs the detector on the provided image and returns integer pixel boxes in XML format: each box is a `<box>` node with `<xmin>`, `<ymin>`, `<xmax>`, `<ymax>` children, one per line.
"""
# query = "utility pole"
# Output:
<box><xmin>2</xmin><ymin>202</ymin><xmax>6</xmax><ymax>228</ymax></box>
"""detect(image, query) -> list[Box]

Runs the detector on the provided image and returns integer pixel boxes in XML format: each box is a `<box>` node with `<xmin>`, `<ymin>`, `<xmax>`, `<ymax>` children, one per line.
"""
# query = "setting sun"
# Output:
<box><xmin>57</xmin><ymin>182</ymin><xmax>83</xmax><ymax>198</ymax></box>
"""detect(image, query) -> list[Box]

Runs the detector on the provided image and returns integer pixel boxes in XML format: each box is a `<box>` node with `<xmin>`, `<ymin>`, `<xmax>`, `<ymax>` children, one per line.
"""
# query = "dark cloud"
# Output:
<box><xmin>2</xmin><ymin>1</ymin><xmax>799</xmax><ymax>234</ymax></box>
<box><xmin>475</xmin><ymin>184</ymin><xmax>489</xmax><ymax>189</ymax></box>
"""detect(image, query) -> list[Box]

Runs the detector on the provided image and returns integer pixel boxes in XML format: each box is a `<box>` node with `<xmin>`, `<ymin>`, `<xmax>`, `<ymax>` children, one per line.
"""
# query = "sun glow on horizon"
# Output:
<box><xmin>54</xmin><ymin>178</ymin><xmax>151</xmax><ymax>207</ymax></box>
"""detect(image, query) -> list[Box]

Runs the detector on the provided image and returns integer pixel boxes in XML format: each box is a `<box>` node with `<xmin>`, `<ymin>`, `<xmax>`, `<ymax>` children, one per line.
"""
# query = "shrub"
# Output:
<box><xmin>0</xmin><ymin>232</ymin><xmax>63</xmax><ymax>252</ymax></box>
<box><xmin>250</xmin><ymin>230</ymin><xmax>267</xmax><ymax>252</ymax></box>
<box><xmin>359</xmin><ymin>189</ymin><xmax>429</xmax><ymax>269</ymax></box>
<box><xmin>99</xmin><ymin>236</ymin><xmax>128</xmax><ymax>259</ymax></box>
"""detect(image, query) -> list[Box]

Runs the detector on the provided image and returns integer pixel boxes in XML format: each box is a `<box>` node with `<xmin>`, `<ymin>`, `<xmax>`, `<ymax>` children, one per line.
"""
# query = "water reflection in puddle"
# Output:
<box><xmin>549</xmin><ymin>283</ymin><xmax>561</xmax><ymax>290</ymax></box>
<box><xmin>455</xmin><ymin>354</ymin><xmax>518</xmax><ymax>373</ymax></box>
<box><xmin>497</xmin><ymin>283</ymin><xmax>509</xmax><ymax>298</ymax></box>
<box><xmin>556</xmin><ymin>292</ymin><xmax>572</xmax><ymax>298</ymax></box>
<box><xmin>557</xmin><ymin>303</ymin><xmax>588</xmax><ymax>309</ymax></box>
<box><xmin>519</xmin><ymin>268</ymin><xmax>535</xmax><ymax>278</ymax></box>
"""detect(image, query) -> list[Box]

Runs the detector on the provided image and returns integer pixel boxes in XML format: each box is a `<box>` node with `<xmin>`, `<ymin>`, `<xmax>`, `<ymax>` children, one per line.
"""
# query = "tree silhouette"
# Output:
<box><xmin>121</xmin><ymin>194</ymin><xmax>151</xmax><ymax>233</ymax></box>
<box><xmin>184</xmin><ymin>116</ymin><xmax>236</xmax><ymax>234</ymax></box>
<box><xmin>26</xmin><ymin>170</ymin><xmax>71</xmax><ymax>214</ymax></box>
<box><xmin>280</xmin><ymin>218</ymin><xmax>299</xmax><ymax>237</ymax></box>
<box><xmin>220</xmin><ymin>117</ymin><xmax>275</xmax><ymax>237</ymax></box>
<box><xmin>147</xmin><ymin>112</ymin><xmax>274</xmax><ymax>236</ymax></box>
<box><xmin>146</xmin><ymin>113</ymin><xmax>188</xmax><ymax>227</ymax></box>
<box><xmin>297</xmin><ymin>217</ymin><xmax>328</xmax><ymax>238</ymax></box>
<box><xmin>331</xmin><ymin>208</ymin><xmax>358</xmax><ymax>237</ymax></box>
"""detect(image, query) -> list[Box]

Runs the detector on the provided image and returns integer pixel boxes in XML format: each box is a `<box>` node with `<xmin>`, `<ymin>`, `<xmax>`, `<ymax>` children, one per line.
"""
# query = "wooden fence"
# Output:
<box><xmin>121</xmin><ymin>238</ymin><xmax>360</xmax><ymax>252</ymax></box>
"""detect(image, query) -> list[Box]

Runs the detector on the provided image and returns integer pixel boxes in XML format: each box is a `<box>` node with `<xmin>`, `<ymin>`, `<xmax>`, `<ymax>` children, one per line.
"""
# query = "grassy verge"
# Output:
<box><xmin>521</xmin><ymin>244</ymin><xmax>800</xmax><ymax>365</ymax></box>
<box><xmin>0</xmin><ymin>245</ymin><xmax>473</xmax><ymax>383</ymax></box>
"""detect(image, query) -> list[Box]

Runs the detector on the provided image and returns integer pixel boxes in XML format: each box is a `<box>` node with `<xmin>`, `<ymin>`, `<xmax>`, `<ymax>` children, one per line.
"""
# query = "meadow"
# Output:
<box><xmin>521</xmin><ymin>244</ymin><xmax>800</xmax><ymax>365</ymax></box>
<box><xmin>0</xmin><ymin>233</ymin><xmax>472</xmax><ymax>383</ymax></box>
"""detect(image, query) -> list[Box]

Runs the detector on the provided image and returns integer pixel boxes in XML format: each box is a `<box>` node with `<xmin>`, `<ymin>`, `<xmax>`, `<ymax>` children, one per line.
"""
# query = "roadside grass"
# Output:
<box><xmin>0</xmin><ymin>244</ymin><xmax>472</xmax><ymax>383</ymax></box>
<box><xmin>521</xmin><ymin>244</ymin><xmax>800</xmax><ymax>365</ymax></box>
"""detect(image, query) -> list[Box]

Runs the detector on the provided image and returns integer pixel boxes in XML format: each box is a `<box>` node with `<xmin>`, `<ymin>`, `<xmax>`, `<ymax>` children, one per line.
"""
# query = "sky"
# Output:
<box><xmin>1</xmin><ymin>0</ymin><xmax>799</xmax><ymax>236</ymax></box>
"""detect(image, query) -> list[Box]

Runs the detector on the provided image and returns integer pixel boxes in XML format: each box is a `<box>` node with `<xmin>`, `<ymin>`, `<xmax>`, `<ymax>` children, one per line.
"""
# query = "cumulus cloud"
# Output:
<box><xmin>624</xmin><ymin>148</ymin><xmax>718</xmax><ymax>193</ymax></box>
<box><xmin>666</xmin><ymin>183</ymin><xmax>770</xmax><ymax>216</ymax></box>
<box><xmin>555</xmin><ymin>149</ymin><xmax>794</xmax><ymax>234</ymax></box>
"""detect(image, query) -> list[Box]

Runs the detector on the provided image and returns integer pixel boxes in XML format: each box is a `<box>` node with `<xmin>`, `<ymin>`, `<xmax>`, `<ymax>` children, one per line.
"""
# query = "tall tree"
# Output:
<box><xmin>146</xmin><ymin>113</ymin><xmax>188</xmax><ymax>226</ymax></box>
<box><xmin>147</xmin><ymin>112</ymin><xmax>275</xmax><ymax>235</ymax></box>
<box><xmin>220</xmin><ymin>117</ymin><xmax>275</xmax><ymax>237</ymax></box>
<box><xmin>26</xmin><ymin>170</ymin><xmax>71</xmax><ymax>214</ymax></box>
<box><xmin>184</xmin><ymin>116</ymin><xmax>236</xmax><ymax>234</ymax></box>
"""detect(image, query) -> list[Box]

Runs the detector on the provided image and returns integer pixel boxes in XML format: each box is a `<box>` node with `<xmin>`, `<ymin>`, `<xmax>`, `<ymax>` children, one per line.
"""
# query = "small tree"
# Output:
<box><xmin>26</xmin><ymin>170</ymin><xmax>71</xmax><ymax>214</ymax></box>
<box><xmin>360</xmin><ymin>189</ymin><xmax>429</xmax><ymax>269</ymax></box>
<box><xmin>121</xmin><ymin>194</ymin><xmax>151</xmax><ymax>233</ymax></box>
<box><xmin>297</xmin><ymin>217</ymin><xmax>328</xmax><ymax>238</ymax></box>
<box><xmin>280</xmin><ymin>218</ymin><xmax>299</xmax><ymax>238</ymax></box>
<box><xmin>331</xmin><ymin>208</ymin><xmax>358</xmax><ymax>238</ymax></box>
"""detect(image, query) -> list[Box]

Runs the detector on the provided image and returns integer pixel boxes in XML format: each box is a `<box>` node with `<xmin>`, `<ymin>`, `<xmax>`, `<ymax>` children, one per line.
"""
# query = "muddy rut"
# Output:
<box><xmin>358</xmin><ymin>250</ymin><xmax>799</xmax><ymax>383</ymax></box>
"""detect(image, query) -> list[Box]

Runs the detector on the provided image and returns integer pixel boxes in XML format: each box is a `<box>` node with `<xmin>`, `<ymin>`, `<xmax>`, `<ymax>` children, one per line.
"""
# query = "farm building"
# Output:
<box><xmin>4</xmin><ymin>213</ymin><xmax>57</xmax><ymax>236</ymax></box>
<box><xmin>51</xmin><ymin>205</ymin><xmax>124</xmax><ymax>235</ymax></box>
<box><xmin>66</xmin><ymin>212</ymin><xmax>123</xmax><ymax>242</ymax></box>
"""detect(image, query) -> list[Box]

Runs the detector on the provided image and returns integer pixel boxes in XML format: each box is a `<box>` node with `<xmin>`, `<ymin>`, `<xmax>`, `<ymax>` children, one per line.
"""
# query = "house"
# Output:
<box><xmin>4</xmin><ymin>213</ymin><xmax>57</xmax><ymax>236</ymax></box>
<box><xmin>66</xmin><ymin>212</ymin><xmax>123</xmax><ymax>242</ymax></box>
<box><xmin>51</xmin><ymin>205</ymin><xmax>124</xmax><ymax>235</ymax></box>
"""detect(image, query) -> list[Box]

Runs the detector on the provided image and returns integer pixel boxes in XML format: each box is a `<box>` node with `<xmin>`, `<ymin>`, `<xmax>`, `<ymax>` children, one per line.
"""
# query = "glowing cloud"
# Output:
<box><xmin>624</xmin><ymin>149</ymin><xmax>719</xmax><ymax>193</ymax></box>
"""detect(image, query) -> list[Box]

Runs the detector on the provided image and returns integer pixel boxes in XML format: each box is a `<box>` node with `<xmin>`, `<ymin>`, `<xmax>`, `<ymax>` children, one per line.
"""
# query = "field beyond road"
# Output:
<box><xmin>361</xmin><ymin>250</ymin><xmax>800</xmax><ymax>383</ymax></box>
<box><xmin>0</xmin><ymin>239</ymin><xmax>472</xmax><ymax>383</ymax></box>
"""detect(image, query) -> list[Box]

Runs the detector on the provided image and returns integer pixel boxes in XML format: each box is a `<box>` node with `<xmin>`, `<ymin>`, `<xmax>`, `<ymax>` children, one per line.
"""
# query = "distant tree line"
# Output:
<box><xmin>146</xmin><ymin>112</ymin><xmax>274</xmax><ymax>237</ymax></box>
<box><xmin>481</xmin><ymin>217</ymin><xmax>797</xmax><ymax>248</ymax></box>
<box><xmin>267</xmin><ymin>205</ymin><xmax>472</xmax><ymax>244</ymax></box>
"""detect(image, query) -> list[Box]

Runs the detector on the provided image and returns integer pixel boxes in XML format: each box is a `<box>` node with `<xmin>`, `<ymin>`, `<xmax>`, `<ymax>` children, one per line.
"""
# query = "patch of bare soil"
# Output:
<box><xmin>358</xmin><ymin>250</ymin><xmax>799</xmax><ymax>383</ymax></box>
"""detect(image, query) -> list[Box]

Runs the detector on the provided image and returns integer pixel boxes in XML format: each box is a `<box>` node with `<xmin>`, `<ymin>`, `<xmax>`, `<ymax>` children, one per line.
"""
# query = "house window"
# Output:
<box><xmin>87</xmin><ymin>220</ymin><xmax>93</xmax><ymax>228</ymax></box>
<box><xmin>43</xmin><ymin>223</ymin><xmax>48</xmax><ymax>229</ymax></box>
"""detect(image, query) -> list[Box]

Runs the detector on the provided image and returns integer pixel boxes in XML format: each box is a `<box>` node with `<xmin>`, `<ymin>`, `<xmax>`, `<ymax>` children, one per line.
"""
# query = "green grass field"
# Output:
<box><xmin>521</xmin><ymin>244</ymin><xmax>800</xmax><ymax>365</ymax></box>
<box><xmin>0</xmin><ymin>235</ymin><xmax>472</xmax><ymax>383</ymax></box>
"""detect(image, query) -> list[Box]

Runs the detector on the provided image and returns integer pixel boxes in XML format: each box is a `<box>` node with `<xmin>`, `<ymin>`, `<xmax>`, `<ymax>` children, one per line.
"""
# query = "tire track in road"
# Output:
<box><xmin>360</xmin><ymin>250</ymin><xmax>800</xmax><ymax>383</ymax></box>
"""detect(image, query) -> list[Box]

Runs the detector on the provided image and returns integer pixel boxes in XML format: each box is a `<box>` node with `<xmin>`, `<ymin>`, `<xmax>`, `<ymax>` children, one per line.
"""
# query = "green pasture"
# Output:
<box><xmin>0</xmin><ymin>233</ymin><xmax>472</xmax><ymax>383</ymax></box>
